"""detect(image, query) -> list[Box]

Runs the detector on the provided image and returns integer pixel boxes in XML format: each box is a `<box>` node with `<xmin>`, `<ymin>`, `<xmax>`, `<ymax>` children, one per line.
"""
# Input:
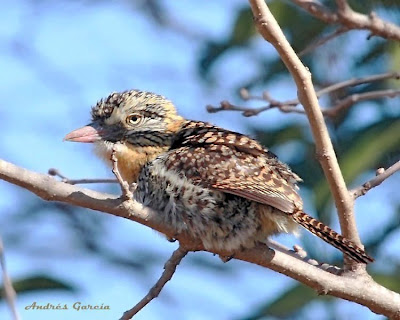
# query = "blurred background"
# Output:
<box><xmin>0</xmin><ymin>0</ymin><xmax>399</xmax><ymax>319</ymax></box>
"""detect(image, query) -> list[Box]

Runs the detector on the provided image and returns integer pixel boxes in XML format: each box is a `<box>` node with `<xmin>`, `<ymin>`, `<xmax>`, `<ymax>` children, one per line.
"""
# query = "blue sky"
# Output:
<box><xmin>0</xmin><ymin>1</ymin><xmax>397</xmax><ymax>319</ymax></box>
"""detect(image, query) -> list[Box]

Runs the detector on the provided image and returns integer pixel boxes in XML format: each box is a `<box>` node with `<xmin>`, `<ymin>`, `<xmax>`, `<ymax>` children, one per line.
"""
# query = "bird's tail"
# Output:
<box><xmin>291</xmin><ymin>210</ymin><xmax>374</xmax><ymax>264</ymax></box>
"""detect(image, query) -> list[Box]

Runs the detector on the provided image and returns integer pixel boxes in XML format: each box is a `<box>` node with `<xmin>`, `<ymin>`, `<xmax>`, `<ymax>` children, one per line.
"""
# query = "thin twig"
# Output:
<box><xmin>299</xmin><ymin>27</ymin><xmax>348</xmax><ymax>57</ymax></box>
<box><xmin>207</xmin><ymin>72</ymin><xmax>400</xmax><ymax>117</ymax></box>
<box><xmin>120</xmin><ymin>245</ymin><xmax>188</xmax><ymax>320</ymax></box>
<box><xmin>316</xmin><ymin>72</ymin><xmax>400</xmax><ymax>97</ymax></box>
<box><xmin>48</xmin><ymin>168</ymin><xmax>117</xmax><ymax>185</ymax></box>
<box><xmin>207</xmin><ymin>99</ymin><xmax>301</xmax><ymax>117</ymax></box>
<box><xmin>111</xmin><ymin>144</ymin><xmax>133</xmax><ymax>200</ymax></box>
<box><xmin>351</xmin><ymin>161</ymin><xmax>400</xmax><ymax>199</ymax></box>
<box><xmin>0</xmin><ymin>236</ymin><xmax>21</xmax><ymax>320</ymax></box>
<box><xmin>326</xmin><ymin>89</ymin><xmax>400</xmax><ymax>117</ymax></box>
<box><xmin>291</xmin><ymin>0</ymin><xmax>400</xmax><ymax>41</ymax></box>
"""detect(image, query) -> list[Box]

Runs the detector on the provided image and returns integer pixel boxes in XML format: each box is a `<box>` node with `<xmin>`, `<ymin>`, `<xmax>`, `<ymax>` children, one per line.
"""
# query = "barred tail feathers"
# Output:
<box><xmin>291</xmin><ymin>210</ymin><xmax>374</xmax><ymax>264</ymax></box>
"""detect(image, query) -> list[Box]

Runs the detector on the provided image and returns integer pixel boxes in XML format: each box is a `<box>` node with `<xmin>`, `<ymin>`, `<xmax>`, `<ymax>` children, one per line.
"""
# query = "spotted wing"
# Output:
<box><xmin>166</xmin><ymin>124</ymin><xmax>303</xmax><ymax>213</ymax></box>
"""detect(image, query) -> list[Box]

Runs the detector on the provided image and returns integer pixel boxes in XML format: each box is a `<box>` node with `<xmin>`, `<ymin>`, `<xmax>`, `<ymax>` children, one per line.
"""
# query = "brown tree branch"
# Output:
<box><xmin>207</xmin><ymin>72</ymin><xmax>400</xmax><ymax>117</ymax></box>
<box><xmin>48</xmin><ymin>168</ymin><xmax>117</xmax><ymax>185</ymax></box>
<box><xmin>207</xmin><ymin>99</ymin><xmax>302</xmax><ymax>117</ymax></box>
<box><xmin>325</xmin><ymin>89</ymin><xmax>400</xmax><ymax>118</ymax></box>
<box><xmin>0</xmin><ymin>236</ymin><xmax>20</xmax><ymax>320</ymax></box>
<box><xmin>1</xmin><ymin>159</ymin><xmax>400</xmax><ymax>317</ymax></box>
<box><xmin>248</xmin><ymin>0</ymin><xmax>364</xmax><ymax>268</ymax></box>
<box><xmin>120</xmin><ymin>245</ymin><xmax>188</xmax><ymax>320</ymax></box>
<box><xmin>298</xmin><ymin>26</ymin><xmax>348</xmax><ymax>57</ymax></box>
<box><xmin>269</xmin><ymin>241</ymin><xmax>342</xmax><ymax>275</ymax></box>
<box><xmin>316</xmin><ymin>72</ymin><xmax>400</xmax><ymax>96</ymax></box>
<box><xmin>351</xmin><ymin>161</ymin><xmax>400</xmax><ymax>199</ymax></box>
<box><xmin>291</xmin><ymin>0</ymin><xmax>400</xmax><ymax>41</ymax></box>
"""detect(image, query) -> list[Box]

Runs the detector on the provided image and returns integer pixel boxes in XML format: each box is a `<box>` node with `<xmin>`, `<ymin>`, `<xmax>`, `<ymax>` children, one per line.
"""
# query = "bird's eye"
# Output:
<box><xmin>126</xmin><ymin>114</ymin><xmax>141</xmax><ymax>125</ymax></box>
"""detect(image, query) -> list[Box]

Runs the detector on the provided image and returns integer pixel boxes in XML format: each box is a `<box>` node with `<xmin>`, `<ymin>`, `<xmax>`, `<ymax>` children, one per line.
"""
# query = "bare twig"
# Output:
<box><xmin>326</xmin><ymin>89</ymin><xmax>400</xmax><ymax>118</ymax></box>
<box><xmin>207</xmin><ymin>72</ymin><xmax>400</xmax><ymax>117</ymax></box>
<box><xmin>206</xmin><ymin>99</ymin><xmax>302</xmax><ymax>117</ymax></box>
<box><xmin>351</xmin><ymin>161</ymin><xmax>400</xmax><ymax>199</ymax></box>
<box><xmin>120</xmin><ymin>245</ymin><xmax>188</xmax><ymax>320</ymax></box>
<box><xmin>316</xmin><ymin>72</ymin><xmax>400</xmax><ymax>96</ymax></box>
<box><xmin>2</xmin><ymin>159</ymin><xmax>400</xmax><ymax>318</ymax></box>
<box><xmin>48</xmin><ymin>168</ymin><xmax>117</xmax><ymax>185</ymax></box>
<box><xmin>0</xmin><ymin>236</ymin><xmax>21</xmax><ymax>320</ymax></box>
<box><xmin>291</xmin><ymin>0</ymin><xmax>400</xmax><ymax>41</ymax></box>
<box><xmin>111</xmin><ymin>145</ymin><xmax>133</xmax><ymax>200</ymax></box>
<box><xmin>298</xmin><ymin>27</ymin><xmax>348</xmax><ymax>57</ymax></box>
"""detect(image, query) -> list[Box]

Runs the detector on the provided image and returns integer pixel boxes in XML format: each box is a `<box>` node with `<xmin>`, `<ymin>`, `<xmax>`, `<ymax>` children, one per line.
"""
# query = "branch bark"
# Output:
<box><xmin>248</xmin><ymin>0</ymin><xmax>361</xmax><ymax>253</ymax></box>
<box><xmin>120</xmin><ymin>245</ymin><xmax>188</xmax><ymax>319</ymax></box>
<box><xmin>325</xmin><ymin>89</ymin><xmax>400</xmax><ymax>118</ymax></box>
<box><xmin>292</xmin><ymin>0</ymin><xmax>400</xmax><ymax>41</ymax></box>
<box><xmin>351</xmin><ymin>161</ymin><xmax>400</xmax><ymax>199</ymax></box>
<box><xmin>1</xmin><ymin>158</ymin><xmax>400</xmax><ymax>318</ymax></box>
<box><xmin>207</xmin><ymin>72</ymin><xmax>400</xmax><ymax>118</ymax></box>
<box><xmin>48</xmin><ymin>168</ymin><xmax>117</xmax><ymax>185</ymax></box>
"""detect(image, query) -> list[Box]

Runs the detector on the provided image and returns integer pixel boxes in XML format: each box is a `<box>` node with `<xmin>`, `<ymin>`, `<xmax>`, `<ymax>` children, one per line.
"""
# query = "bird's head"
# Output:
<box><xmin>64</xmin><ymin>90</ymin><xmax>185</xmax><ymax>182</ymax></box>
<box><xmin>64</xmin><ymin>90</ymin><xmax>185</xmax><ymax>147</ymax></box>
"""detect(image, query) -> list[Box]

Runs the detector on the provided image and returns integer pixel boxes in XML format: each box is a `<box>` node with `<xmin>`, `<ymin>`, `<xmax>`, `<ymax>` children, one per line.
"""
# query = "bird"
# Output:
<box><xmin>64</xmin><ymin>89</ymin><xmax>374</xmax><ymax>264</ymax></box>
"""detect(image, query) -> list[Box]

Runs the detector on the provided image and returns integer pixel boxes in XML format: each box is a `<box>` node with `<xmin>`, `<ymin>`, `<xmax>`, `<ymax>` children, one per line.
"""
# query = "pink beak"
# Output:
<box><xmin>64</xmin><ymin>124</ymin><xmax>103</xmax><ymax>143</ymax></box>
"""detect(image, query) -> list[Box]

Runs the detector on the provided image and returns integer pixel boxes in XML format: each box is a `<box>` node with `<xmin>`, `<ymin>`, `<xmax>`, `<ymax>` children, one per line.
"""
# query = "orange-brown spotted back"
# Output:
<box><xmin>167</xmin><ymin>121</ymin><xmax>303</xmax><ymax>213</ymax></box>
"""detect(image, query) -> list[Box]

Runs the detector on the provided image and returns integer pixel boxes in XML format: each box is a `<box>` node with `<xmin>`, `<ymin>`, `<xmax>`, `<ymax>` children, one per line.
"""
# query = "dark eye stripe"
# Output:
<box><xmin>142</xmin><ymin>106</ymin><xmax>166</xmax><ymax>119</ymax></box>
<box><xmin>126</xmin><ymin>131</ymin><xmax>174</xmax><ymax>147</ymax></box>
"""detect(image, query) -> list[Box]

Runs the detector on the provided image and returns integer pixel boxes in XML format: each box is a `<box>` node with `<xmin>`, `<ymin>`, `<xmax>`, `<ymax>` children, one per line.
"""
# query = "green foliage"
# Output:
<box><xmin>198</xmin><ymin>0</ymin><xmax>400</xmax><ymax>90</ymax></box>
<box><xmin>0</xmin><ymin>275</ymin><xmax>76</xmax><ymax>299</ymax></box>
<box><xmin>199</xmin><ymin>7</ymin><xmax>256</xmax><ymax>80</ymax></box>
<box><xmin>240</xmin><ymin>283</ymin><xmax>332</xmax><ymax>319</ymax></box>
